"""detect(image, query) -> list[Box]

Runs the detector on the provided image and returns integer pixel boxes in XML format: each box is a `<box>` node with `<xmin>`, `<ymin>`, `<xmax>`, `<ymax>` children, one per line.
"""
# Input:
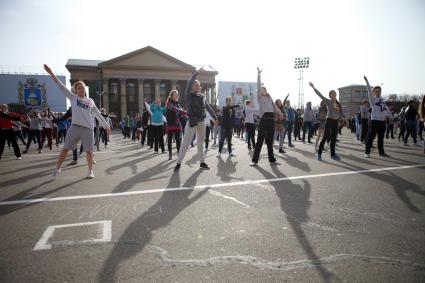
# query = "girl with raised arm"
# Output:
<box><xmin>250</xmin><ymin>67</ymin><xmax>283</xmax><ymax>166</ymax></box>
<box><xmin>174</xmin><ymin>69</ymin><xmax>218</xmax><ymax>171</ymax></box>
<box><xmin>43</xmin><ymin>64</ymin><xmax>111</xmax><ymax>179</ymax></box>
<box><xmin>308</xmin><ymin>82</ymin><xmax>344</xmax><ymax>160</ymax></box>
<box><xmin>165</xmin><ymin>90</ymin><xmax>187</xmax><ymax>160</ymax></box>
<box><xmin>363</xmin><ymin>76</ymin><xmax>392</xmax><ymax>158</ymax></box>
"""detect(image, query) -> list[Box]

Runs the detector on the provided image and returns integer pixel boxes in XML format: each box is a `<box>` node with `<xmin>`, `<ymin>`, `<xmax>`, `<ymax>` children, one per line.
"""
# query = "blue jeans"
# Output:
<box><xmin>302</xmin><ymin>121</ymin><xmax>312</xmax><ymax>142</ymax></box>
<box><xmin>284</xmin><ymin>120</ymin><xmax>293</xmax><ymax>145</ymax></box>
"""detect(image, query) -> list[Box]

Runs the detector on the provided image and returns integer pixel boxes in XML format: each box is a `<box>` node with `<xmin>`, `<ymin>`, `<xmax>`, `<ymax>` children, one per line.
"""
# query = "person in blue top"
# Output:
<box><xmin>283</xmin><ymin>94</ymin><xmax>295</xmax><ymax>147</ymax></box>
<box><xmin>146</xmin><ymin>97</ymin><xmax>167</xmax><ymax>154</ymax></box>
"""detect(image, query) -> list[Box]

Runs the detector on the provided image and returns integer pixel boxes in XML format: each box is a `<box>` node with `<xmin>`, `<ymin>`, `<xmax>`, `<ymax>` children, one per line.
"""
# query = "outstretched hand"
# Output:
<box><xmin>257</xmin><ymin>67</ymin><xmax>262</xmax><ymax>74</ymax></box>
<box><xmin>308</xmin><ymin>82</ymin><xmax>315</xmax><ymax>88</ymax></box>
<box><xmin>43</xmin><ymin>64</ymin><xmax>53</xmax><ymax>75</ymax></box>
<box><xmin>107</xmin><ymin>127</ymin><xmax>112</xmax><ymax>135</ymax></box>
<box><xmin>363</xmin><ymin>76</ymin><xmax>369</xmax><ymax>83</ymax></box>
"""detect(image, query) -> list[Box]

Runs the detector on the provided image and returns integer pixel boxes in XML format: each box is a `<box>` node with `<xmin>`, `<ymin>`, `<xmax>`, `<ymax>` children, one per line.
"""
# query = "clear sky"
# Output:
<box><xmin>1</xmin><ymin>0</ymin><xmax>424</xmax><ymax>106</ymax></box>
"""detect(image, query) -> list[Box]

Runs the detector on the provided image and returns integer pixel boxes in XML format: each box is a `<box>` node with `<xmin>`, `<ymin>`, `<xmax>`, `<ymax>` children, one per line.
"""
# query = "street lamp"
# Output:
<box><xmin>294</xmin><ymin>57</ymin><xmax>310</xmax><ymax>109</ymax></box>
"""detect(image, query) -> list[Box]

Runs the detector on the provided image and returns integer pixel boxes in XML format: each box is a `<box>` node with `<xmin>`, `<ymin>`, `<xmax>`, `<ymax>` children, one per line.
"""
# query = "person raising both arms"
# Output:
<box><xmin>308</xmin><ymin>82</ymin><xmax>344</xmax><ymax>161</ymax></box>
<box><xmin>250</xmin><ymin>67</ymin><xmax>283</xmax><ymax>166</ymax></box>
<box><xmin>174</xmin><ymin>68</ymin><xmax>218</xmax><ymax>171</ymax></box>
<box><xmin>363</xmin><ymin>76</ymin><xmax>392</xmax><ymax>158</ymax></box>
<box><xmin>43</xmin><ymin>64</ymin><xmax>111</xmax><ymax>180</ymax></box>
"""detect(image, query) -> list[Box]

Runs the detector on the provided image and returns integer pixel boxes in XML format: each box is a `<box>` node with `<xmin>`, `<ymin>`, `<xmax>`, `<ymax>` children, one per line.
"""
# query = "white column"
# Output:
<box><xmin>102</xmin><ymin>79</ymin><xmax>109</xmax><ymax>112</ymax></box>
<box><xmin>154</xmin><ymin>79</ymin><xmax>161</xmax><ymax>99</ymax></box>
<box><xmin>138</xmin><ymin>79</ymin><xmax>144</xmax><ymax>113</ymax></box>
<box><xmin>120</xmin><ymin>79</ymin><xmax>127</xmax><ymax>118</ymax></box>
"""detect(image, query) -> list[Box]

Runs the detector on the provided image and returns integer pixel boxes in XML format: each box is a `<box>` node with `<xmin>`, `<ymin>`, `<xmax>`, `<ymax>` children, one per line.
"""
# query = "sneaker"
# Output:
<box><xmin>229</xmin><ymin>153</ymin><xmax>236</xmax><ymax>157</ymax></box>
<box><xmin>16</xmin><ymin>157</ymin><xmax>22</xmax><ymax>160</ymax></box>
<box><xmin>174</xmin><ymin>163</ymin><xmax>181</xmax><ymax>171</ymax></box>
<box><xmin>403</xmin><ymin>143</ymin><xmax>409</xmax><ymax>146</ymax></box>
<box><xmin>38</xmin><ymin>149</ymin><xmax>43</xmax><ymax>154</ymax></box>
<box><xmin>154</xmin><ymin>151</ymin><xmax>158</xmax><ymax>154</ymax></box>
<box><xmin>364</xmin><ymin>153</ymin><xmax>370</xmax><ymax>158</ymax></box>
<box><xmin>69</xmin><ymin>160</ymin><xmax>78</xmax><ymax>165</ymax></box>
<box><xmin>270</xmin><ymin>160</ymin><xmax>279</xmax><ymax>166</ymax></box>
<box><xmin>379</xmin><ymin>153</ymin><xmax>391</xmax><ymax>157</ymax></box>
<box><xmin>279</xmin><ymin>148</ymin><xmax>286</xmax><ymax>154</ymax></box>
<box><xmin>200</xmin><ymin>162</ymin><xmax>210</xmax><ymax>169</ymax></box>
<box><xmin>92</xmin><ymin>159</ymin><xmax>96</xmax><ymax>164</ymax></box>
<box><xmin>331</xmin><ymin>155</ymin><xmax>341</xmax><ymax>160</ymax></box>
<box><xmin>216</xmin><ymin>152</ymin><xmax>221</xmax><ymax>157</ymax></box>
<box><xmin>289</xmin><ymin>144</ymin><xmax>294</xmax><ymax>148</ymax></box>
<box><xmin>249</xmin><ymin>162</ymin><xmax>257</xmax><ymax>166</ymax></box>
<box><xmin>50</xmin><ymin>168</ymin><xmax>61</xmax><ymax>181</ymax></box>
<box><xmin>23</xmin><ymin>150</ymin><xmax>28</xmax><ymax>154</ymax></box>
<box><xmin>87</xmin><ymin>171</ymin><xmax>95</xmax><ymax>179</ymax></box>
<box><xmin>316</xmin><ymin>153</ymin><xmax>322</xmax><ymax>161</ymax></box>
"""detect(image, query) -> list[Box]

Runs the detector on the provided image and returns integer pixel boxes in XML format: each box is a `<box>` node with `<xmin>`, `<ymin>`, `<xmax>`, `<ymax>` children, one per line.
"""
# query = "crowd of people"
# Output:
<box><xmin>1</xmin><ymin>66</ymin><xmax>424</xmax><ymax>180</ymax></box>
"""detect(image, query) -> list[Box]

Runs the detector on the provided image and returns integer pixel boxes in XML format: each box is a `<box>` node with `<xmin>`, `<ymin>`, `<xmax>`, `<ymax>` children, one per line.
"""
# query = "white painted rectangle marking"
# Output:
<box><xmin>33</xmin><ymin>220</ymin><xmax>112</xmax><ymax>251</ymax></box>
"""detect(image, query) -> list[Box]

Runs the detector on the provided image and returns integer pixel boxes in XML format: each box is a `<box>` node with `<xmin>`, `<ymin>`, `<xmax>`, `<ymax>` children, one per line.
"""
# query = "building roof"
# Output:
<box><xmin>66</xmin><ymin>59</ymin><xmax>104</xmax><ymax>68</ymax></box>
<box><xmin>65</xmin><ymin>46</ymin><xmax>218</xmax><ymax>74</ymax></box>
<box><xmin>338</xmin><ymin>84</ymin><xmax>367</xmax><ymax>90</ymax></box>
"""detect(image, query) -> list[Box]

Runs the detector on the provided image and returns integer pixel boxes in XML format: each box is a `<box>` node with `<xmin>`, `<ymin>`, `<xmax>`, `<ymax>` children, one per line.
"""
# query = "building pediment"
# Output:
<box><xmin>99</xmin><ymin>46</ymin><xmax>195</xmax><ymax>71</ymax></box>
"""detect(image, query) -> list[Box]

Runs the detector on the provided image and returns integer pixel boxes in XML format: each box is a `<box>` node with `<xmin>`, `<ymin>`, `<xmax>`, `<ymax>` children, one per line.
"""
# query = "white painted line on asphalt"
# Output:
<box><xmin>1</xmin><ymin>164</ymin><xmax>424</xmax><ymax>206</ymax></box>
<box><xmin>33</xmin><ymin>220</ymin><xmax>112</xmax><ymax>251</ymax></box>
<box><xmin>208</xmin><ymin>190</ymin><xmax>250</xmax><ymax>208</ymax></box>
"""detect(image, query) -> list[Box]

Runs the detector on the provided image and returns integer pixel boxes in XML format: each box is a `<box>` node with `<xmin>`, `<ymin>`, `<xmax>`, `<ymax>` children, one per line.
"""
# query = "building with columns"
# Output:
<box><xmin>66</xmin><ymin>46</ymin><xmax>218</xmax><ymax>118</ymax></box>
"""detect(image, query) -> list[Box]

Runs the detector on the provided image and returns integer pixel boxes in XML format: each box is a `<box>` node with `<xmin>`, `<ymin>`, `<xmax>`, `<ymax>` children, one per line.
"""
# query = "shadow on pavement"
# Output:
<box><xmin>98</xmin><ymin>169</ymin><xmax>209</xmax><ymax>282</ymax></box>
<box><xmin>254</xmin><ymin>165</ymin><xmax>335</xmax><ymax>283</ymax></box>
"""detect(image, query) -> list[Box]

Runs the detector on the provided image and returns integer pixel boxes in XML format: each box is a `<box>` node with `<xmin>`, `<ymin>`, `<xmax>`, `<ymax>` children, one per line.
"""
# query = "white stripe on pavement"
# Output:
<box><xmin>0</xmin><ymin>164</ymin><xmax>424</xmax><ymax>206</ymax></box>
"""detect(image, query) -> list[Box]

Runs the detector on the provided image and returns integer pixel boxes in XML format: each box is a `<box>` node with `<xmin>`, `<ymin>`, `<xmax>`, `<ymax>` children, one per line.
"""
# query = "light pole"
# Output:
<box><xmin>294</xmin><ymin>57</ymin><xmax>310</xmax><ymax>109</ymax></box>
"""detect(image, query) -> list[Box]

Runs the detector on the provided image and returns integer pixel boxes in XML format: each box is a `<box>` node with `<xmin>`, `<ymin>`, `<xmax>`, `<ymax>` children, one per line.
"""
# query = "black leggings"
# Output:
<box><xmin>167</xmin><ymin>131</ymin><xmax>181</xmax><ymax>155</ymax></box>
<box><xmin>152</xmin><ymin>125</ymin><xmax>164</xmax><ymax>152</ymax></box>
<box><xmin>219</xmin><ymin>127</ymin><xmax>233</xmax><ymax>153</ymax></box>
<box><xmin>318</xmin><ymin>118</ymin><xmax>338</xmax><ymax>156</ymax></box>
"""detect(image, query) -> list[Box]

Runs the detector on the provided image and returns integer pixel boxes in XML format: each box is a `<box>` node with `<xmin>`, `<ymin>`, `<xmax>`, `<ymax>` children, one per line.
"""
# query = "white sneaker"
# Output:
<box><xmin>216</xmin><ymin>152</ymin><xmax>221</xmax><ymax>157</ymax></box>
<box><xmin>92</xmin><ymin>159</ymin><xmax>96</xmax><ymax>164</ymax></box>
<box><xmin>364</xmin><ymin>154</ymin><xmax>370</xmax><ymax>158</ymax></box>
<box><xmin>249</xmin><ymin>162</ymin><xmax>257</xmax><ymax>166</ymax></box>
<box><xmin>87</xmin><ymin>171</ymin><xmax>95</xmax><ymax>179</ymax></box>
<box><xmin>50</xmin><ymin>169</ymin><xmax>61</xmax><ymax>181</ymax></box>
<box><xmin>16</xmin><ymin>157</ymin><xmax>22</xmax><ymax>160</ymax></box>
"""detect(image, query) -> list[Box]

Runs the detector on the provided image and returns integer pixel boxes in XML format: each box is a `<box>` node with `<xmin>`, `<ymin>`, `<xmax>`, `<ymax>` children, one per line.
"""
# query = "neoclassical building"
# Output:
<box><xmin>66</xmin><ymin>46</ymin><xmax>218</xmax><ymax>118</ymax></box>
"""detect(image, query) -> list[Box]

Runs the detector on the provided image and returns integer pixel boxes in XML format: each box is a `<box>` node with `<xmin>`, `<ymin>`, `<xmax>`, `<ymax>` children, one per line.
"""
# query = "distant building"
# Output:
<box><xmin>217</xmin><ymin>81</ymin><xmax>257</xmax><ymax>107</ymax></box>
<box><xmin>0</xmin><ymin>73</ymin><xmax>67</xmax><ymax>112</ymax></box>
<box><xmin>66</xmin><ymin>46</ymin><xmax>218</xmax><ymax>118</ymax></box>
<box><xmin>338</xmin><ymin>84</ymin><xmax>369</xmax><ymax>118</ymax></box>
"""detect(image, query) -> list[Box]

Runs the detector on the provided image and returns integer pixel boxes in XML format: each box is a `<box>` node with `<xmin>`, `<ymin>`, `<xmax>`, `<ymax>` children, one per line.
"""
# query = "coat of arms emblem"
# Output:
<box><xmin>17</xmin><ymin>78</ymin><xmax>48</xmax><ymax>108</ymax></box>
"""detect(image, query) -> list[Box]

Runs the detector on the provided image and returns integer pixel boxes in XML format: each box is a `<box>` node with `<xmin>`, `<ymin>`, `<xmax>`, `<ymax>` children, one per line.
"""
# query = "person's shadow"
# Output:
<box><xmin>98</xmin><ymin>169</ymin><xmax>208</xmax><ymax>282</ymax></box>
<box><xmin>254</xmin><ymin>165</ymin><xmax>335</xmax><ymax>282</ymax></box>
<box><xmin>216</xmin><ymin>156</ymin><xmax>242</xmax><ymax>182</ymax></box>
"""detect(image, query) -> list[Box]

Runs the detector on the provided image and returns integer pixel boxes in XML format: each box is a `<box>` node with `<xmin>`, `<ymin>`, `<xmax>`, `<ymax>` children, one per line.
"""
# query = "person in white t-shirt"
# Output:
<box><xmin>44</xmin><ymin>64</ymin><xmax>111</xmax><ymax>180</ymax></box>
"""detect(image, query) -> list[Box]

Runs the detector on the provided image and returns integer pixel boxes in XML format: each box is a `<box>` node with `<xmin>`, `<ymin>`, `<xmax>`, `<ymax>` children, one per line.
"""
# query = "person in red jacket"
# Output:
<box><xmin>0</xmin><ymin>104</ymin><xmax>22</xmax><ymax>160</ymax></box>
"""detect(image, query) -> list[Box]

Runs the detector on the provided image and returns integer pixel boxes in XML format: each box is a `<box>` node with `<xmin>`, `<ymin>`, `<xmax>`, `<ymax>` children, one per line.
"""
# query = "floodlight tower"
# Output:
<box><xmin>294</xmin><ymin>57</ymin><xmax>310</xmax><ymax>109</ymax></box>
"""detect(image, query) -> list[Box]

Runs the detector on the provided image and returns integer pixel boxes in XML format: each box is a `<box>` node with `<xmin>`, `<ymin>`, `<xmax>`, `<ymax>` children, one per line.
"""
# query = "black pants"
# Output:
<box><xmin>386</xmin><ymin>124</ymin><xmax>394</xmax><ymax>139</ymax></box>
<box><xmin>0</xmin><ymin>129</ymin><xmax>21</xmax><ymax>158</ymax></box>
<box><xmin>205</xmin><ymin>126</ymin><xmax>211</xmax><ymax>149</ymax></box>
<box><xmin>167</xmin><ymin>131</ymin><xmax>181</xmax><ymax>155</ymax></box>
<box><xmin>26</xmin><ymin>129</ymin><xmax>41</xmax><ymax>150</ymax></box>
<box><xmin>318</xmin><ymin>118</ymin><xmax>338</xmax><ymax>156</ymax></box>
<box><xmin>14</xmin><ymin>130</ymin><xmax>26</xmax><ymax>145</ymax></box>
<box><xmin>302</xmin><ymin>121</ymin><xmax>313</xmax><ymax>142</ymax></box>
<box><xmin>419</xmin><ymin>121</ymin><xmax>424</xmax><ymax>139</ymax></box>
<box><xmin>252</xmin><ymin>114</ymin><xmax>275</xmax><ymax>163</ymax></box>
<box><xmin>293</xmin><ymin>121</ymin><xmax>300</xmax><ymax>140</ymax></box>
<box><xmin>245</xmin><ymin>123</ymin><xmax>256</xmax><ymax>148</ymax></box>
<box><xmin>219</xmin><ymin>127</ymin><xmax>233</xmax><ymax>153</ymax></box>
<box><xmin>100</xmin><ymin>128</ymin><xmax>108</xmax><ymax>146</ymax></box>
<box><xmin>360</xmin><ymin>119</ymin><xmax>369</xmax><ymax>142</ymax></box>
<box><xmin>152</xmin><ymin>125</ymin><xmax>164</xmax><ymax>152</ymax></box>
<box><xmin>399</xmin><ymin>121</ymin><xmax>406</xmax><ymax>140</ymax></box>
<box><xmin>365</xmin><ymin>120</ymin><xmax>386</xmax><ymax>155</ymax></box>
